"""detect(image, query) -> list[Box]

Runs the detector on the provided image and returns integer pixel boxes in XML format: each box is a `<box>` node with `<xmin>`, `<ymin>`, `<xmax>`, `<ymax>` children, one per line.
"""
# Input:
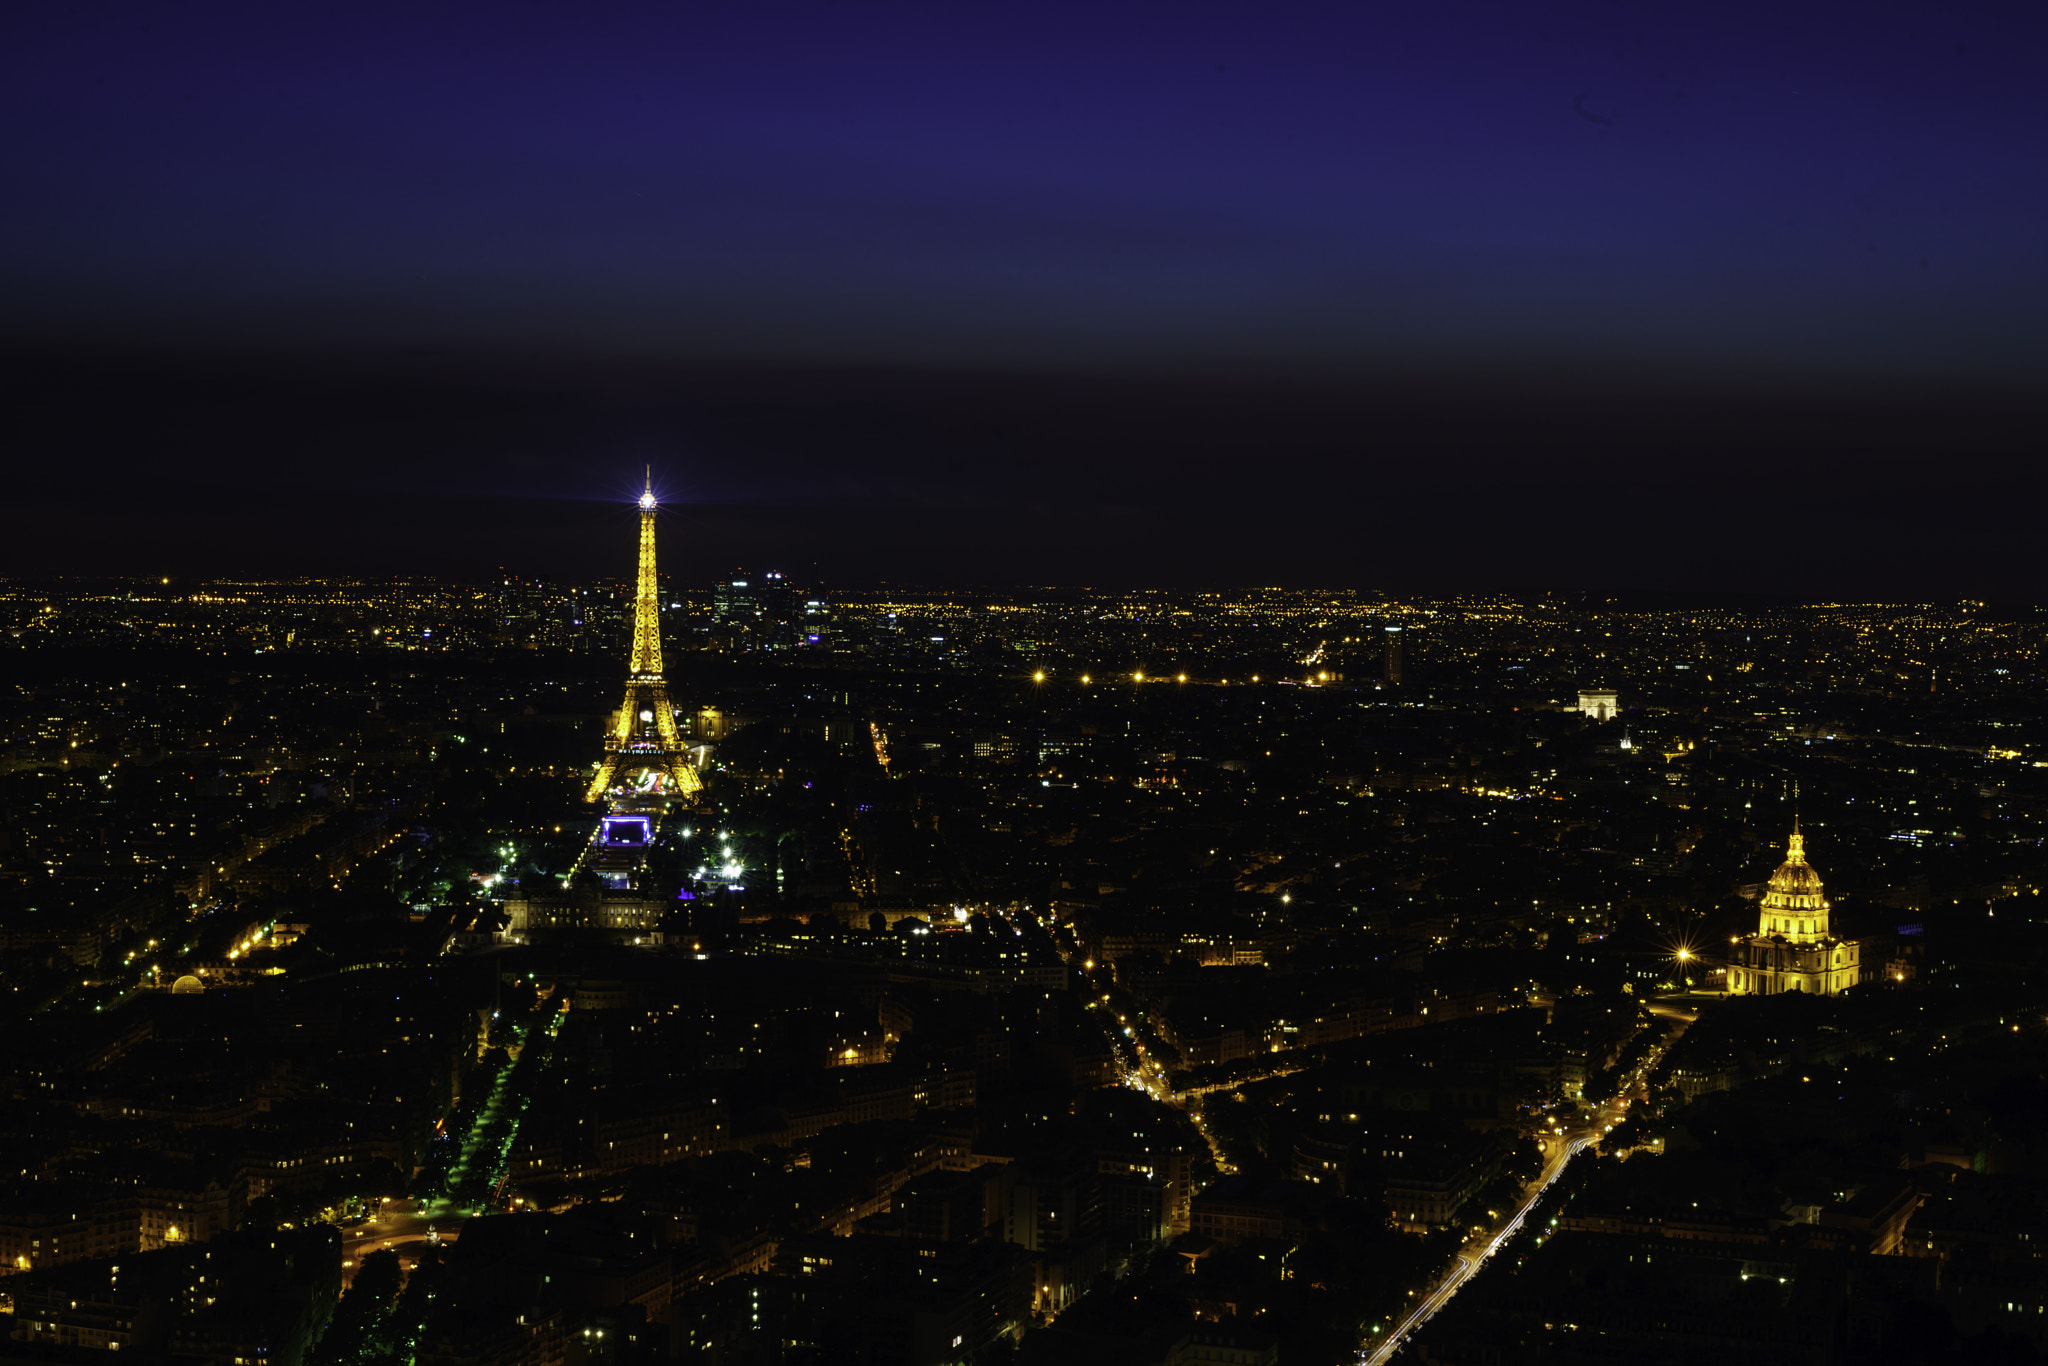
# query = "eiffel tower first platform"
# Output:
<box><xmin>585</xmin><ymin>469</ymin><xmax>703</xmax><ymax>805</ymax></box>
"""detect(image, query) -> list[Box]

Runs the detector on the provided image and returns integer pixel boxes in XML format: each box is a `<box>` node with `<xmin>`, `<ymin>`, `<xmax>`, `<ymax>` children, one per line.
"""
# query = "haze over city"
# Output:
<box><xmin>7</xmin><ymin>1</ymin><xmax>2048</xmax><ymax>594</ymax></box>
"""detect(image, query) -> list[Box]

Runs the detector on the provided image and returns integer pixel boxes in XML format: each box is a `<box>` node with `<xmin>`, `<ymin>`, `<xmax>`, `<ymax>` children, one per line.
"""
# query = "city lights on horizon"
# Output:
<box><xmin>0</xmin><ymin>542</ymin><xmax>2025</xmax><ymax>1357</ymax></box>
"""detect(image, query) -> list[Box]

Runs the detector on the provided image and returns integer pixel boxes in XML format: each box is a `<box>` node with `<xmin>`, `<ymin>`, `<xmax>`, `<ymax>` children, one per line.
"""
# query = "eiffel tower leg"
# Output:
<box><xmin>649</xmin><ymin>691</ymin><xmax>703</xmax><ymax>796</ymax></box>
<box><xmin>667</xmin><ymin>756</ymin><xmax>703</xmax><ymax>797</ymax></box>
<box><xmin>586</xmin><ymin>754</ymin><xmax>621</xmax><ymax>804</ymax></box>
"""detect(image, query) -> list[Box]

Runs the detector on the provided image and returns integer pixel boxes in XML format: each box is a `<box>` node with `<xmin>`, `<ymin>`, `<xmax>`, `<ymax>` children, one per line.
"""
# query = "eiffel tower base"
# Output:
<box><xmin>585</xmin><ymin>679</ymin><xmax>703</xmax><ymax>803</ymax></box>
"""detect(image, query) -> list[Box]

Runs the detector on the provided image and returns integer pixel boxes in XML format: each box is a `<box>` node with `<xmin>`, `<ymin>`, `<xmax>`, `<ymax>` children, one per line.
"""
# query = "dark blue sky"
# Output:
<box><xmin>5</xmin><ymin>2</ymin><xmax>2046</xmax><ymax>592</ymax></box>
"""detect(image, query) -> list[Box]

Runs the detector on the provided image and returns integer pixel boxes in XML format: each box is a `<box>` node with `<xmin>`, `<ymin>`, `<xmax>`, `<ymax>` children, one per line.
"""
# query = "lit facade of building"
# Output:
<box><xmin>501</xmin><ymin>885</ymin><xmax>669</xmax><ymax>939</ymax></box>
<box><xmin>1727</xmin><ymin>825</ymin><xmax>1859</xmax><ymax>996</ymax></box>
<box><xmin>1577</xmin><ymin>689</ymin><xmax>1619</xmax><ymax>721</ymax></box>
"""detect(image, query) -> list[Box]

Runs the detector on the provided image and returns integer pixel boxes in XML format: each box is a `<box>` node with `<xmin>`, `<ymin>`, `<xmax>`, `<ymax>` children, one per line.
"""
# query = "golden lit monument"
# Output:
<box><xmin>585</xmin><ymin>469</ymin><xmax>702</xmax><ymax>802</ymax></box>
<box><xmin>1726</xmin><ymin>822</ymin><xmax>1858</xmax><ymax>996</ymax></box>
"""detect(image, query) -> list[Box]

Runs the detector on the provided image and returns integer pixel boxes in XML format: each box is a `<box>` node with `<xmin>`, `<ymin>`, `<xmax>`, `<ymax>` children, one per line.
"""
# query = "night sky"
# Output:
<box><xmin>5</xmin><ymin>2</ymin><xmax>2045</xmax><ymax>595</ymax></box>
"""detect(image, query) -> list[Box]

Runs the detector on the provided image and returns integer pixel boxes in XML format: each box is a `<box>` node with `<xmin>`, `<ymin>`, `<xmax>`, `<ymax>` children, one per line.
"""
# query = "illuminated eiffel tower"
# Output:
<box><xmin>585</xmin><ymin>469</ymin><xmax>702</xmax><ymax>803</ymax></box>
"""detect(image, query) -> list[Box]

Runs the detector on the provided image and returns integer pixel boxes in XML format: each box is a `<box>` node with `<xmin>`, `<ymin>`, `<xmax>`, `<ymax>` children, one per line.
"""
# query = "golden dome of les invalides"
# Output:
<box><xmin>1763</xmin><ymin>827</ymin><xmax>1828</xmax><ymax>916</ymax></box>
<box><xmin>1727</xmin><ymin>823</ymin><xmax>1861</xmax><ymax>997</ymax></box>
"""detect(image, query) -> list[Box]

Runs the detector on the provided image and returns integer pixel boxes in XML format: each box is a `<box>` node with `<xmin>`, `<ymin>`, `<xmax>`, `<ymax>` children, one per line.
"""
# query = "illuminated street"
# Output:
<box><xmin>338</xmin><ymin>1199</ymin><xmax>461</xmax><ymax>1285</ymax></box>
<box><xmin>1362</xmin><ymin>1134</ymin><xmax>1594</xmax><ymax>1364</ymax></box>
<box><xmin>1357</xmin><ymin>993</ymin><xmax>1692</xmax><ymax>1363</ymax></box>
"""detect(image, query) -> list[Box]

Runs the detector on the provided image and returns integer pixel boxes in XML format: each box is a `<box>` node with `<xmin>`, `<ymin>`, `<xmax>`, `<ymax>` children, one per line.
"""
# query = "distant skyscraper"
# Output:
<box><xmin>799</xmin><ymin>591</ymin><xmax>836</xmax><ymax>648</ymax></box>
<box><xmin>585</xmin><ymin>470</ymin><xmax>701</xmax><ymax>803</ymax></box>
<box><xmin>755</xmin><ymin>572</ymin><xmax>798</xmax><ymax>647</ymax></box>
<box><xmin>712</xmin><ymin>572</ymin><xmax>758</xmax><ymax>628</ymax></box>
<box><xmin>496</xmin><ymin>575</ymin><xmax>576</xmax><ymax>649</ymax></box>
<box><xmin>713</xmin><ymin>570</ymin><xmax>803</xmax><ymax>649</ymax></box>
<box><xmin>1384</xmin><ymin>627</ymin><xmax>1405</xmax><ymax>687</ymax></box>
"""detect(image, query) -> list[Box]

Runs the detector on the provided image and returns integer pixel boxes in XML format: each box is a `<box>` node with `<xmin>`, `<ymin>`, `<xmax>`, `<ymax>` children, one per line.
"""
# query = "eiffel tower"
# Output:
<box><xmin>585</xmin><ymin>469</ymin><xmax>702</xmax><ymax>803</ymax></box>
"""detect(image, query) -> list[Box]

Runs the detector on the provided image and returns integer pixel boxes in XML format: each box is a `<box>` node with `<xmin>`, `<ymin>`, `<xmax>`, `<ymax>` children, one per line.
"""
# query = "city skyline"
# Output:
<box><xmin>5</xmin><ymin>5</ymin><xmax>2048</xmax><ymax>1362</ymax></box>
<box><xmin>5</xmin><ymin>553</ymin><xmax>2042</xmax><ymax>1362</ymax></box>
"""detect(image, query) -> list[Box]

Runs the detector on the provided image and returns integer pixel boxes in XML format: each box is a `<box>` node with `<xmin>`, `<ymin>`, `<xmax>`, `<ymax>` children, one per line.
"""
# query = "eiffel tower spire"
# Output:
<box><xmin>586</xmin><ymin>472</ymin><xmax>701</xmax><ymax>802</ymax></box>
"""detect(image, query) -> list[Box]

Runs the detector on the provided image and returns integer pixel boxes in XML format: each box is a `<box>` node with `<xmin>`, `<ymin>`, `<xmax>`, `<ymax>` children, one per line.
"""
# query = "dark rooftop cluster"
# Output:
<box><xmin>3</xmin><ymin>580</ymin><xmax>2047</xmax><ymax>1364</ymax></box>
